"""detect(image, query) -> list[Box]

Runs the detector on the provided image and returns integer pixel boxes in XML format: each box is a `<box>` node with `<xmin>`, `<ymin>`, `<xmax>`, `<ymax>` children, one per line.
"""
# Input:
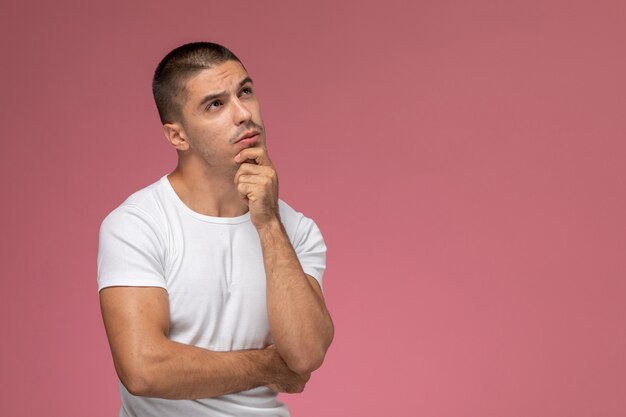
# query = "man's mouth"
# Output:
<box><xmin>235</xmin><ymin>130</ymin><xmax>260</xmax><ymax>145</ymax></box>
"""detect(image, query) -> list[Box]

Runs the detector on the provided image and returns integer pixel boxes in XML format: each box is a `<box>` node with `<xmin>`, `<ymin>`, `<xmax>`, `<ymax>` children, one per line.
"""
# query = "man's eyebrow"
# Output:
<box><xmin>239</xmin><ymin>76</ymin><xmax>254</xmax><ymax>88</ymax></box>
<box><xmin>197</xmin><ymin>76</ymin><xmax>254</xmax><ymax>109</ymax></box>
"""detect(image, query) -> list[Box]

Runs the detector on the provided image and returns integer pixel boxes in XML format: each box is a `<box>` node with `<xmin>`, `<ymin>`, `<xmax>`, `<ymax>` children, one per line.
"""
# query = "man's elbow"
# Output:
<box><xmin>122</xmin><ymin>376</ymin><xmax>151</xmax><ymax>397</ymax></box>
<box><xmin>288</xmin><ymin>340</ymin><xmax>332</xmax><ymax>375</ymax></box>
<box><xmin>116</xmin><ymin>358</ymin><xmax>155</xmax><ymax>397</ymax></box>
<box><xmin>288</xmin><ymin>353</ymin><xmax>325</xmax><ymax>375</ymax></box>
<box><xmin>290</xmin><ymin>322</ymin><xmax>334</xmax><ymax>374</ymax></box>
<box><xmin>281</xmin><ymin>318</ymin><xmax>335</xmax><ymax>374</ymax></box>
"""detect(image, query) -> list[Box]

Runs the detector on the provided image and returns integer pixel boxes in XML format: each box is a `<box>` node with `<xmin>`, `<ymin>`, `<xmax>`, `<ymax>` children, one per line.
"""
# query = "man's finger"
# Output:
<box><xmin>236</xmin><ymin>174</ymin><xmax>269</xmax><ymax>185</ymax></box>
<box><xmin>234</xmin><ymin>163</ymin><xmax>274</xmax><ymax>184</ymax></box>
<box><xmin>237</xmin><ymin>182</ymin><xmax>254</xmax><ymax>197</ymax></box>
<box><xmin>234</xmin><ymin>147</ymin><xmax>272</xmax><ymax>166</ymax></box>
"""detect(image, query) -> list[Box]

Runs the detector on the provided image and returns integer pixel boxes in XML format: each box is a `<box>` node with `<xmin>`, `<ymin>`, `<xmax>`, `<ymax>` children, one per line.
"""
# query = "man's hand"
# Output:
<box><xmin>234</xmin><ymin>146</ymin><xmax>279</xmax><ymax>229</ymax></box>
<box><xmin>264</xmin><ymin>344</ymin><xmax>311</xmax><ymax>393</ymax></box>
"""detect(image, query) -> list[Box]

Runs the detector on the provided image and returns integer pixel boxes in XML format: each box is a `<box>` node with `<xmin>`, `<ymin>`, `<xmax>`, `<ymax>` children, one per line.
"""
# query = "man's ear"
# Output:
<box><xmin>163</xmin><ymin>123</ymin><xmax>190</xmax><ymax>151</ymax></box>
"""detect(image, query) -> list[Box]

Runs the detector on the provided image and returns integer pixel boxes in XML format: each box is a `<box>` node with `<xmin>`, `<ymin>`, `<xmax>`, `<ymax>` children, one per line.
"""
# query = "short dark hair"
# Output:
<box><xmin>152</xmin><ymin>42</ymin><xmax>243</xmax><ymax>124</ymax></box>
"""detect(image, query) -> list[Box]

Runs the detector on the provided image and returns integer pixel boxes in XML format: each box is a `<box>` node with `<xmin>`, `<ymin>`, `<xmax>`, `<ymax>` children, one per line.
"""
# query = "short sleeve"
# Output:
<box><xmin>293</xmin><ymin>216</ymin><xmax>327</xmax><ymax>292</ymax></box>
<box><xmin>97</xmin><ymin>205</ymin><xmax>167</xmax><ymax>292</ymax></box>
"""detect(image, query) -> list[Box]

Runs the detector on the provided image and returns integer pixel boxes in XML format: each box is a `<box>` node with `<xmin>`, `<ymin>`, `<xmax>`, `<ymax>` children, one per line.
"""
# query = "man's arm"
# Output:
<box><xmin>258</xmin><ymin>220</ymin><xmax>334</xmax><ymax>374</ymax></box>
<box><xmin>234</xmin><ymin>147</ymin><xmax>335</xmax><ymax>375</ymax></box>
<box><xmin>99</xmin><ymin>286</ymin><xmax>309</xmax><ymax>400</ymax></box>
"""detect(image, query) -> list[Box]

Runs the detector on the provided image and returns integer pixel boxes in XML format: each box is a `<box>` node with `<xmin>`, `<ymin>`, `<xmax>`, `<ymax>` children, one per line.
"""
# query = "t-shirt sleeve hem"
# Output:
<box><xmin>302</xmin><ymin>268</ymin><xmax>323</xmax><ymax>292</ymax></box>
<box><xmin>98</xmin><ymin>277</ymin><xmax>168</xmax><ymax>292</ymax></box>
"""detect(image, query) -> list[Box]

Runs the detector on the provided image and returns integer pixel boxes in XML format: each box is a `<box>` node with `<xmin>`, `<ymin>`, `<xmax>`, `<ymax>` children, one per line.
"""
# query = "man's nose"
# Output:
<box><xmin>232</xmin><ymin>97</ymin><xmax>252</xmax><ymax>125</ymax></box>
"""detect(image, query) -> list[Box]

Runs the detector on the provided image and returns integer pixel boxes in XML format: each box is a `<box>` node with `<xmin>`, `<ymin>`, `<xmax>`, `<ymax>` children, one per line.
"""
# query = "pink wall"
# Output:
<box><xmin>1</xmin><ymin>0</ymin><xmax>625</xmax><ymax>416</ymax></box>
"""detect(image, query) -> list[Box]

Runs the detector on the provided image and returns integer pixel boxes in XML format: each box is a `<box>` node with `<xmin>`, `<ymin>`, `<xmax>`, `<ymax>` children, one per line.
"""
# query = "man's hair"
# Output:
<box><xmin>152</xmin><ymin>42</ymin><xmax>243</xmax><ymax>124</ymax></box>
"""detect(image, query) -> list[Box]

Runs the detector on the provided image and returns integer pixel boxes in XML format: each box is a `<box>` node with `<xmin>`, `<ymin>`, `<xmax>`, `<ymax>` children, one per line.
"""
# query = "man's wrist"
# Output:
<box><xmin>255</xmin><ymin>215</ymin><xmax>283</xmax><ymax>235</ymax></box>
<box><xmin>256</xmin><ymin>348</ymin><xmax>279</xmax><ymax>386</ymax></box>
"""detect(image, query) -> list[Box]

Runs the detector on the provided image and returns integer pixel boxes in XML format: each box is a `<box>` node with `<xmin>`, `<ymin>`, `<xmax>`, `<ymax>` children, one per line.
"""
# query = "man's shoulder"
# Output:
<box><xmin>277</xmin><ymin>199</ymin><xmax>320</xmax><ymax>237</ymax></box>
<box><xmin>100</xmin><ymin>176</ymin><xmax>167</xmax><ymax>229</ymax></box>
<box><xmin>277</xmin><ymin>199</ymin><xmax>304</xmax><ymax>224</ymax></box>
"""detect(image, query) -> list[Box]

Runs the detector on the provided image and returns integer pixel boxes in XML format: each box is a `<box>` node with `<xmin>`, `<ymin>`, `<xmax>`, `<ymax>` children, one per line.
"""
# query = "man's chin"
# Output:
<box><xmin>228</xmin><ymin>161</ymin><xmax>241</xmax><ymax>174</ymax></box>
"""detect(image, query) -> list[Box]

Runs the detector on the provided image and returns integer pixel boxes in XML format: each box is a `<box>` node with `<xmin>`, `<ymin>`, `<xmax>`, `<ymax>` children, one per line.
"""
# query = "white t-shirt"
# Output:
<box><xmin>97</xmin><ymin>174</ymin><xmax>326</xmax><ymax>417</ymax></box>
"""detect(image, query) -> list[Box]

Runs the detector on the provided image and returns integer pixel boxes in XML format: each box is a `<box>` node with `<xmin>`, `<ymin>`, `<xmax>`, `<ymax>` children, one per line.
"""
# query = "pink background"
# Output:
<box><xmin>1</xmin><ymin>0</ymin><xmax>625</xmax><ymax>416</ymax></box>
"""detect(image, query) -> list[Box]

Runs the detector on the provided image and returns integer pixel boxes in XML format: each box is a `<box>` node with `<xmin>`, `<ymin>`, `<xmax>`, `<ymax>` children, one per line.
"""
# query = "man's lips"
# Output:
<box><xmin>235</xmin><ymin>131</ymin><xmax>260</xmax><ymax>145</ymax></box>
<box><xmin>237</xmin><ymin>135</ymin><xmax>259</xmax><ymax>146</ymax></box>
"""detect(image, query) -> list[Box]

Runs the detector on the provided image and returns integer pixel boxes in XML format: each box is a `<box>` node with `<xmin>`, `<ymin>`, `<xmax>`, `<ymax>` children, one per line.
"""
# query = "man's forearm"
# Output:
<box><xmin>126</xmin><ymin>340</ymin><xmax>274</xmax><ymax>400</ymax></box>
<box><xmin>257</xmin><ymin>219</ymin><xmax>334</xmax><ymax>374</ymax></box>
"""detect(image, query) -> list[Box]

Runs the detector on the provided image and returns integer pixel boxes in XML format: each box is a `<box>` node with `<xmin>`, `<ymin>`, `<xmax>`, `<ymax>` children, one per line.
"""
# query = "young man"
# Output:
<box><xmin>97</xmin><ymin>42</ymin><xmax>334</xmax><ymax>417</ymax></box>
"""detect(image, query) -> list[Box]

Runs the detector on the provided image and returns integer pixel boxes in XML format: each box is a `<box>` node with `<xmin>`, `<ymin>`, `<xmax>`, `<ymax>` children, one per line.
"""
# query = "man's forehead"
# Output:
<box><xmin>185</xmin><ymin>61</ymin><xmax>250</xmax><ymax>97</ymax></box>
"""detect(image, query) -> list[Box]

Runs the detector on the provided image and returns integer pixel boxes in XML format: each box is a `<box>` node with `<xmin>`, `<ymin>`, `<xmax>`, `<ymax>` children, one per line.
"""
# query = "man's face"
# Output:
<box><xmin>176</xmin><ymin>60</ymin><xmax>265</xmax><ymax>173</ymax></box>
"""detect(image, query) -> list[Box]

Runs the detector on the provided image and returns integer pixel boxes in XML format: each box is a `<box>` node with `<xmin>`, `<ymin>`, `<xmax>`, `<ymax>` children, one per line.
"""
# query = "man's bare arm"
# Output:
<box><xmin>234</xmin><ymin>147</ymin><xmax>335</xmax><ymax>375</ymax></box>
<box><xmin>99</xmin><ymin>286</ymin><xmax>308</xmax><ymax>400</ymax></box>
<box><xmin>257</xmin><ymin>220</ymin><xmax>334</xmax><ymax>374</ymax></box>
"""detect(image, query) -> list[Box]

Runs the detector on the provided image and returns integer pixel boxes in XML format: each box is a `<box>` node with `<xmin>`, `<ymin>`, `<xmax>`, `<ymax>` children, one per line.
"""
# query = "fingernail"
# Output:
<box><xmin>234</xmin><ymin>154</ymin><xmax>240</xmax><ymax>162</ymax></box>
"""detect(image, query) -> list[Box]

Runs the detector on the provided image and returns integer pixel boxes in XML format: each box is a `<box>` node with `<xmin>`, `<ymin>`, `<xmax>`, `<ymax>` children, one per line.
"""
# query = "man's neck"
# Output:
<box><xmin>167</xmin><ymin>162</ymin><xmax>249</xmax><ymax>218</ymax></box>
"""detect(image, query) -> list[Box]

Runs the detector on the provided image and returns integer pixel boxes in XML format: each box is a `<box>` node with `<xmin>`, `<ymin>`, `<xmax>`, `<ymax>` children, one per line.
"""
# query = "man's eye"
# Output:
<box><xmin>241</xmin><ymin>87</ymin><xmax>253</xmax><ymax>96</ymax></box>
<box><xmin>207</xmin><ymin>100</ymin><xmax>222</xmax><ymax>110</ymax></box>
